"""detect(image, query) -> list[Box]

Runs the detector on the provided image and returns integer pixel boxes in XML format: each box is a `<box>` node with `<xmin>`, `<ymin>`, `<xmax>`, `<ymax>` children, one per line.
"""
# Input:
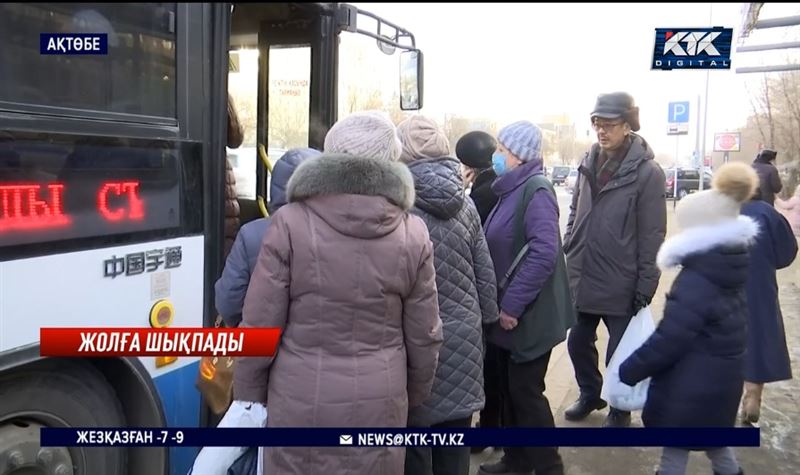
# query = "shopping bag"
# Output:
<box><xmin>600</xmin><ymin>306</ymin><xmax>655</xmax><ymax>412</ymax></box>
<box><xmin>188</xmin><ymin>400</ymin><xmax>267</xmax><ymax>475</ymax></box>
<box><xmin>227</xmin><ymin>446</ymin><xmax>259</xmax><ymax>475</ymax></box>
<box><xmin>196</xmin><ymin>316</ymin><xmax>236</xmax><ymax>415</ymax></box>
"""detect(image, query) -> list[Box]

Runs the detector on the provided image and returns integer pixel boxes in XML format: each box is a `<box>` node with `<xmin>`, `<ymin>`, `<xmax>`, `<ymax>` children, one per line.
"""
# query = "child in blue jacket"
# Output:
<box><xmin>619</xmin><ymin>163</ymin><xmax>760</xmax><ymax>475</ymax></box>
<box><xmin>215</xmin><ymin>148</ymin><xmax>320</xmax><ymax>327</ymax></box>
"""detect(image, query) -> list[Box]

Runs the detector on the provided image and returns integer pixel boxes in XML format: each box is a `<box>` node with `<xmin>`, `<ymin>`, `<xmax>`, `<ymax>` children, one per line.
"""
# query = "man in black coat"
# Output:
<box><xmin>456</xmin><ymin>131</ymin><xmax>499</xmax><ymax>224</ymax></box>
<box><xmin>563</xmin><ymin>92</ymin><xmax>667</xmax><ymax>428</ymax></box>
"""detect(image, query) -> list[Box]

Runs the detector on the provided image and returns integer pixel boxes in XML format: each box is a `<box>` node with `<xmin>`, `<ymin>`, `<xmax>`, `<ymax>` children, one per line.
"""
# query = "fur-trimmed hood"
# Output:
<box><xmin>287</xmin><ymin>153</ymin><xmax>415</xmax><ymax>210</ymax></box>
<box><xmin>657</xmin><ymin>215</ymin><xmax>760</xmax><ymax>270</ymax></box>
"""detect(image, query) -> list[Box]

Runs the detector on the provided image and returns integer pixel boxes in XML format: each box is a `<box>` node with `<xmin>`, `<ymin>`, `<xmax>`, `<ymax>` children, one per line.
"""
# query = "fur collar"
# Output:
<box><xmin>286</xmin><ymin>153</ymin><xmax>415</xmax><ymax>211</ymax></box>
<box><xmin>657</xmin><ymin>215</ymin><xmax>760</xmax><ymax>270</ymax></box>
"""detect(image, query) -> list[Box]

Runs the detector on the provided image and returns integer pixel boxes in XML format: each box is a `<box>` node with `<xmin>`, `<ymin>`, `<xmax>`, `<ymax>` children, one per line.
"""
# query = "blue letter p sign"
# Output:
<box><xmin>669</xmin><ymin>102</ymin><xmax>689</xmax><ymax>124</ymax></box>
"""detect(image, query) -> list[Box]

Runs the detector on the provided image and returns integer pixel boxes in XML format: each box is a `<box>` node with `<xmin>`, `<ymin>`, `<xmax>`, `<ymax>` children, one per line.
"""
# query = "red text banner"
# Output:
<box><xmin>39</xmin><ymin>328</ymin><xmax>281</xmax><ymax>357</ymax></box>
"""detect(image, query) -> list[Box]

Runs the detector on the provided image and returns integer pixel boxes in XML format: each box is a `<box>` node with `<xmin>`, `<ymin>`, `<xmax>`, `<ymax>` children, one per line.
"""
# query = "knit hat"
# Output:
<box><xmin>497</xmin><ymin>121</ymin><xmax>543</xmax><ymax>163</ymax></box>
<box><xmin>590</xmin><ymin>92</ymin><xmax>641</xmax><ymax>132</ymax></box>
<box><xmin>323</xmin><ymin>111</ymin><xmax>402</xmax><ymax>162</ymax></box>
<box><xmin>396</xmin><ymin>115</ymin><xmax>450</xmax><ymax>163</ymax></box>
<box><xmin>456</xmin><ymin>131</ymin><xmax>496</xmax><ymax>169</ymax></box>
<box><xmin>675</xmin><ymin>162</ymin><xmax>759</xmax><ymax>231</ymax></box>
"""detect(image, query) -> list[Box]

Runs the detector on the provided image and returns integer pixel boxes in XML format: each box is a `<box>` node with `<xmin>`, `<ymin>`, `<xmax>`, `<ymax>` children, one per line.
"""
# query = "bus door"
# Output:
<box><xmin>228</xmin><ymin>4</ymin><xmax>331</xmax><ymax>226</ymax></box>
<box><xmin>228</xmin><ymin>3</ymin><xmax>424</xmax><ymax>226</ymax></box>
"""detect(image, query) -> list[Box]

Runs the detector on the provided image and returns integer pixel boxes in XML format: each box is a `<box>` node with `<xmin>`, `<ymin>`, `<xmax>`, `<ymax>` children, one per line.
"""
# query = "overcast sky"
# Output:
<box><xmin>345</xmin><ymin>2</ymin><xmax>800</xmax><ymax>160</ymax></box>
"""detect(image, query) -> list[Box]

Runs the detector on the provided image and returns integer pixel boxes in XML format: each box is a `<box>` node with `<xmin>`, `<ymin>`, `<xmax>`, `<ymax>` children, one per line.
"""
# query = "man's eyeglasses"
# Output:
<box><xmin>592</xmin><ymin>121</ymin><xmax>625</xmax><ymax>132</ymax></box>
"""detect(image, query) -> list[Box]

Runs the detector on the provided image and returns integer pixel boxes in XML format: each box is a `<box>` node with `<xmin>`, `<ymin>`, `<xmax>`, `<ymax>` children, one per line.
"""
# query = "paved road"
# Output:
<box><xmin>468</xmin><ymin>187</ymin><xmax>800</xmax><ymax>474</ymax></box>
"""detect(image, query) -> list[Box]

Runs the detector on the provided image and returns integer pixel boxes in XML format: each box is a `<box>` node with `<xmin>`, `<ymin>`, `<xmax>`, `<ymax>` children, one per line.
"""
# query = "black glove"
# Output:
<box><xmin>632</xmin><ymin>292</ymin><xmax>652</xmax><ymax>315</ymax></box>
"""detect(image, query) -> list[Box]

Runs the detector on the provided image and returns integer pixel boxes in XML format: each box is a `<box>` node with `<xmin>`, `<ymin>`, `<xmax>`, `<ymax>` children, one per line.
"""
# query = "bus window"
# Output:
<box><xmin>268</xmin><ymin>46</ymin><xmax>311</xmax><ymax>151</ymax></box>
<box><xmin>227</xmin><ymin>46</ymin><xmax>311</xmax><ymax>203</ymax></box>
<box><xmin>0</xmin><ymin>3</ymin><xmax>177</xmax><ymax>119</ymax></box>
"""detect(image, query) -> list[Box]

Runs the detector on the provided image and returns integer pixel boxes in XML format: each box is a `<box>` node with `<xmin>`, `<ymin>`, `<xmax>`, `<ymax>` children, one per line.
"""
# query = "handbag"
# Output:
<box><xmin>196</xmin><ymin>315</ymin><xmax>236</xmax><ymax>415</ymax></box>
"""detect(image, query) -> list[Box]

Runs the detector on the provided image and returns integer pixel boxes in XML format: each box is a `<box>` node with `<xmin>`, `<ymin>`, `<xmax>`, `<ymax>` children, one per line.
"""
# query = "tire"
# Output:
<box><xmin>0</xmin><ymin>359</ymin><xmax>127</xmax><ymax>475</ymax></box>
<box><xmin>678</xmin><ymin>188</ymin><xmax>689</xmax><ymax>200</ymax></box>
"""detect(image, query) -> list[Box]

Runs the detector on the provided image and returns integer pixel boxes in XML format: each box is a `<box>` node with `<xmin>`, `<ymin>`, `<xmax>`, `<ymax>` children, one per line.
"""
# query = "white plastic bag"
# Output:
<box><xmin>189</xmin><ymin>400</ymin><xmax>267</xmax><ymax>475</ymax></box>
<box><xmin>601</xmin><ymin>306</ymin><xmax>655</xmax><ymax>412</ymax></box>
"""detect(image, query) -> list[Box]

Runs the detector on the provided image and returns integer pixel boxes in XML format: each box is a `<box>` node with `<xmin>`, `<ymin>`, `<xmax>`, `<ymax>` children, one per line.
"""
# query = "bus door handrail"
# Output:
<box><xmin>257</xmin><ymin>144</ymin><xmax>272</xmax><ymax>217</ymax></box>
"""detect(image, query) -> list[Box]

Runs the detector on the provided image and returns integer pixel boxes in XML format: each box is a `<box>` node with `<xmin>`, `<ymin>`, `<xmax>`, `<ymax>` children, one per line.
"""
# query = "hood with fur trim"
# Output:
<box><xmin>285</xmin><ymin>153</ymin><xmax>416</xmax><ymax>239</ymax></box>
<box><xmin>287</xmin><ymin>153</ymin><xmax>415</xmax><ymax>210</ymax></box>
<box><xmin>657</xmin><ymin>215</ymin><xmax>760</xmax><ymax>270</ymax></box>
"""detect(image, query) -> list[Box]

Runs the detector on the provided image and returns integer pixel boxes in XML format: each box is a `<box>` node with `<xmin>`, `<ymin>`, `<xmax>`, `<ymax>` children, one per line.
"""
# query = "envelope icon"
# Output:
<box><xmin>339</xmin><ymin>434</ymin><xmax>353</xmax><ymax>445</ymax></box>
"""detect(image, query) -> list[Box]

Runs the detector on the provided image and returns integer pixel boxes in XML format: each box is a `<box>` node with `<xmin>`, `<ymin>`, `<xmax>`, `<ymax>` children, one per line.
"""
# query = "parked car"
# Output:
<box><xmin>551</xmin><ymin>165</ymin><xmax>571</xmax><ymax>186</ymax></box>
<box><xmin>665</xmin><ymin>168</ymin><xmax>712</xmax><ymax>199</ymax></box>
<box><xmin>565</xmin><ymin>169</ymin><xmax>579</xmax><ymax>191</ymax></box>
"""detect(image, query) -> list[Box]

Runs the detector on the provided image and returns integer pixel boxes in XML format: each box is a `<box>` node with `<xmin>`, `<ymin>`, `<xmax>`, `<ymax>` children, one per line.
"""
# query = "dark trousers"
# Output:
<box><xmin>477</xmin><ymin>341</ymin><xmax>502</xmax><ymax>430</ymax></box>
<box><xmin>495</xmin><ymin>346</ymin><xmax>563</xmax><ymax>474</ymax></box>
<box><xmin>404</xmin><ymin>416</ymin><xmax>472</xmax><ymax>475</ymax></box>
<box><xmin>567</xmin><ymin>312</ymin><xmax>634</xmax><ymax>410</ymax></box>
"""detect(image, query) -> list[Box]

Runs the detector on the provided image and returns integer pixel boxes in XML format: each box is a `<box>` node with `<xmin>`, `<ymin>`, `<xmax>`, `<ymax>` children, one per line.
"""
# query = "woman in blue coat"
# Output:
<box><xmin>619</xmin><ymin>163</ymin><xmax>760</xmax><ymax>475</ymax></box>
<box><xmin>214</xmin><ymin>147</ymin><xmax>321</xmax><ymax>327</ymax></box>
<box><xmin>739</xmin><ymin>188</ymin><xmax>798</xmax><ymax>425</ymax></box>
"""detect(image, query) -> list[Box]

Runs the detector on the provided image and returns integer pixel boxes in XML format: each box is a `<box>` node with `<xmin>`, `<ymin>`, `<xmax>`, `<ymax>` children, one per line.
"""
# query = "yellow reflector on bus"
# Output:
<box><xmin>149</xmin><ymin>300</ymin><xmax>175</xmax><ymax>328</ymax></box>
<box><xmin>155</xmin><ymin>356</ymin><xmax>178</xmax><ymax>368</ymax></box>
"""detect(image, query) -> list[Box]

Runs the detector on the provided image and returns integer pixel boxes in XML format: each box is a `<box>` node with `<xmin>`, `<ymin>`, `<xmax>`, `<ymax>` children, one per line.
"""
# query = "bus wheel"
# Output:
<box><xmin>0</xmin><ymin>360</ymin><xmax>127</xmax><ymax>475</ymax></box>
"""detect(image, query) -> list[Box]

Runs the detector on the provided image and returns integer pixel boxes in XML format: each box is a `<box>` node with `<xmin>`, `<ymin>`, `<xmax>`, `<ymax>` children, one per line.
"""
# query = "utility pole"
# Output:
<box><xmin>699</xmin><ymin>2</ymin><xmax>713</xmax><ymax>191</ymax></box>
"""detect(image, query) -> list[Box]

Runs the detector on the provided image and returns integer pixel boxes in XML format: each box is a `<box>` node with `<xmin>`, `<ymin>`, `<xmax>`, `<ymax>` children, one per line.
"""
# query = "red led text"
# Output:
<box><xmin>98</xmin><ymin>182</ymin><xmax>145</xmax><ymax>222</ymax></box>
<box><xmin>0</xmin><ymin>183</ymin><xmax>69</xmax><ymax>231</ymax></box>
<box><xmin>0</xmin><ymin>181</ymin><xmax>146</xmax><ymax>233</ymax></box>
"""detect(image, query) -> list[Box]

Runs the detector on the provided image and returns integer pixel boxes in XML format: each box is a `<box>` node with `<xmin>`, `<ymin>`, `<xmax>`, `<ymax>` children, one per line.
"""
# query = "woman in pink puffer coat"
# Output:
<box><xmin>776</xmin><ymin>185</ymin><xmax>800</xmax><ymax>237</ymax></box>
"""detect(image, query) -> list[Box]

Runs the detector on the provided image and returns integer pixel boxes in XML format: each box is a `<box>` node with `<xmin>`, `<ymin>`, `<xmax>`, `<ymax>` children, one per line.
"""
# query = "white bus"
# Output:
<box><xmin>0</xmin><ymin>3</ymin><xmax>422</xmax><ymax>474</ymax></box>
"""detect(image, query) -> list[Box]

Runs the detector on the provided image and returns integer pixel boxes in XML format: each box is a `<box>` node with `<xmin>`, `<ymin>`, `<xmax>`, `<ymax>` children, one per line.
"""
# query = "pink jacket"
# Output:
<box><xmin>233</xmin><ymin>153</ymin><xmax>443</xmax><ymax>475</ymax></box>
<box><xmin>776</xmin><ymin>195</ymin><xmax>800</xmax><ymax>236</ymax></box>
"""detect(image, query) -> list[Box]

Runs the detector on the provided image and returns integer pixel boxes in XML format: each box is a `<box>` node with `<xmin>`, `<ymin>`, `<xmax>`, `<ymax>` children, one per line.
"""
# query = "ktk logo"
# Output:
<box><xmin>663</xmin><ymin>31</ymin><xmax>721</xmax><ymax>56</ymax></box>
<box><xmin>652</xmin><ymin>27</ymin><xmax>732</xmax><ymax>71</ymax></box>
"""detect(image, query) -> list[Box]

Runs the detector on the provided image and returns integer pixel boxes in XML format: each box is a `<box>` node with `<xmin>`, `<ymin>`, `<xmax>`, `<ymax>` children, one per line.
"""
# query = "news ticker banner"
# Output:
<box><xmin>41</xmin><ymin>428</ymin><xmax>760</xmax><ymax>448</ymax></box>
<box><xmin>39</xmin><ymin>328</ymin><xmax>281</xmax><ymax>357</ymax></box>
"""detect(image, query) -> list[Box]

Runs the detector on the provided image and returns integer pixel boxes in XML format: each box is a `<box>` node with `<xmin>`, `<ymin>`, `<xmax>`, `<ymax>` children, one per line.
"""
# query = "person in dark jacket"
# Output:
<box><xmin>739</xmin><ymin>187</ymin><xmax>798</xmax><ymax>425</ymax></box>
<box><xmin>619</xmin><ymin>163</ymin><xmax>759</xmax><ymax>475</ymax></box>
<box><xmin>224</xmin><ymin>93</ymin><xmax>245</xmax><ymax>258</ymax></box>
<box><xmin>479</xmin><ymin>121</ymin><xmax>575</xmax><ymax>475</ymax></box>
<box><xmin>214</xmin><ymin>147</ymin><xmax>321</xmax><ymax>327</ymax></box>
<box><xmin>563</xmin><ymin>92</ymin><xmax>667</xmax><ymax>428</ymax></box>
<box><xmin>397</xmin><ymin>115</ymin><xmax>499</xmax><ymax>475</ymax></box>
<box><xmin>456</xmin><ymin>131</ymin><xmax>500</xmax><ymax>224</ymax></box>
<box><xmin>455</xmin><ymin>132</ymin><xmax>502</xmax><ymax>453</ymax></box>
<box><xmin>751</xmin><ymin>149</ymin><xmax>783</xmax><ymax>206</ymax></box>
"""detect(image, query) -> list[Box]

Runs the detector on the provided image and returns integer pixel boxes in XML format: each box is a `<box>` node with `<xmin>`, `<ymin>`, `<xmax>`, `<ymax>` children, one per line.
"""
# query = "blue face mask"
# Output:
<box><xmin>492</xmin><ymin>152</ymin><xmax>507</xmax><ymax>176</ymax></box>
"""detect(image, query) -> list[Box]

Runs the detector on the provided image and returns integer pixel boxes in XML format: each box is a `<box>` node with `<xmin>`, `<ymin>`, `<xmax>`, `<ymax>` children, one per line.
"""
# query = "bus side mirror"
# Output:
<box><xmin>400</xmin><ymin>50</ymin><xmax>423</xmax><ymax>111</ymax></box>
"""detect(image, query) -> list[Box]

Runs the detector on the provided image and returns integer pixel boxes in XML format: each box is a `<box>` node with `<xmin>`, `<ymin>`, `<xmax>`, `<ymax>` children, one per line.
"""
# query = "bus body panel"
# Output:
<box><xmin>0</xmin><ymin>235</ymin><xmax>205</xmax><ymax>475</ymax></box>
<box><xmin>0</xmin><ymin>235</ymin><xmax>204</xmax><ymax>371</ymax></box>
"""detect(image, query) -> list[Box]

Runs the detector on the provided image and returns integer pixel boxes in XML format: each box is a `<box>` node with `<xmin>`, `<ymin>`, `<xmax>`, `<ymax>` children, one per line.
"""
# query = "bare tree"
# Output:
<box><xmin>744</xmin><ymin>70</ymin><xmax>800</xmax><ymax>198</ymax></box>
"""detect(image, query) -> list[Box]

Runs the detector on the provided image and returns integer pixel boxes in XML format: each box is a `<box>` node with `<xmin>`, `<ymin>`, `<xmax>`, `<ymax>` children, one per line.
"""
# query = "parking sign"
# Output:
<box><xmin>669</xmin><ymin>102</ymin><xmax>690</xmax><ymax>123</ymax></box>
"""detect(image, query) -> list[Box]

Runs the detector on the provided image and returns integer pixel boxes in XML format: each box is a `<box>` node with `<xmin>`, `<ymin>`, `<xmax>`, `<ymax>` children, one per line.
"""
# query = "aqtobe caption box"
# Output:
<box><xmin>40</xmin><ymin>33</ymin><xmax>108</xmax><ymax>55</ymax></box>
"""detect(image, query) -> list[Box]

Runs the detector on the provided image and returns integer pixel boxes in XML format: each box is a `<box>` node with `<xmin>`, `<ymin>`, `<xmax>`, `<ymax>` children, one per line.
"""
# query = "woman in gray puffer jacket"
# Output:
<box><xmin>398</xmin><ymin>115</ymin><xmax>499</xmax><ymax>475</ymax></box>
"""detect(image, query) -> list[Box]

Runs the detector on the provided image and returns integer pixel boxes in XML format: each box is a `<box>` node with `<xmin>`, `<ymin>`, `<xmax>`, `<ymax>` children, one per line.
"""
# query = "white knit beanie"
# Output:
<box><xmin>675</xmin><ymin>162</ymin><xmax>759</xmax><ymax>231</ymax></box>
<box><xmin>323</xmin><ymin>111</ymin><xmax>402</xmax><ymax>162</ymax></box>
